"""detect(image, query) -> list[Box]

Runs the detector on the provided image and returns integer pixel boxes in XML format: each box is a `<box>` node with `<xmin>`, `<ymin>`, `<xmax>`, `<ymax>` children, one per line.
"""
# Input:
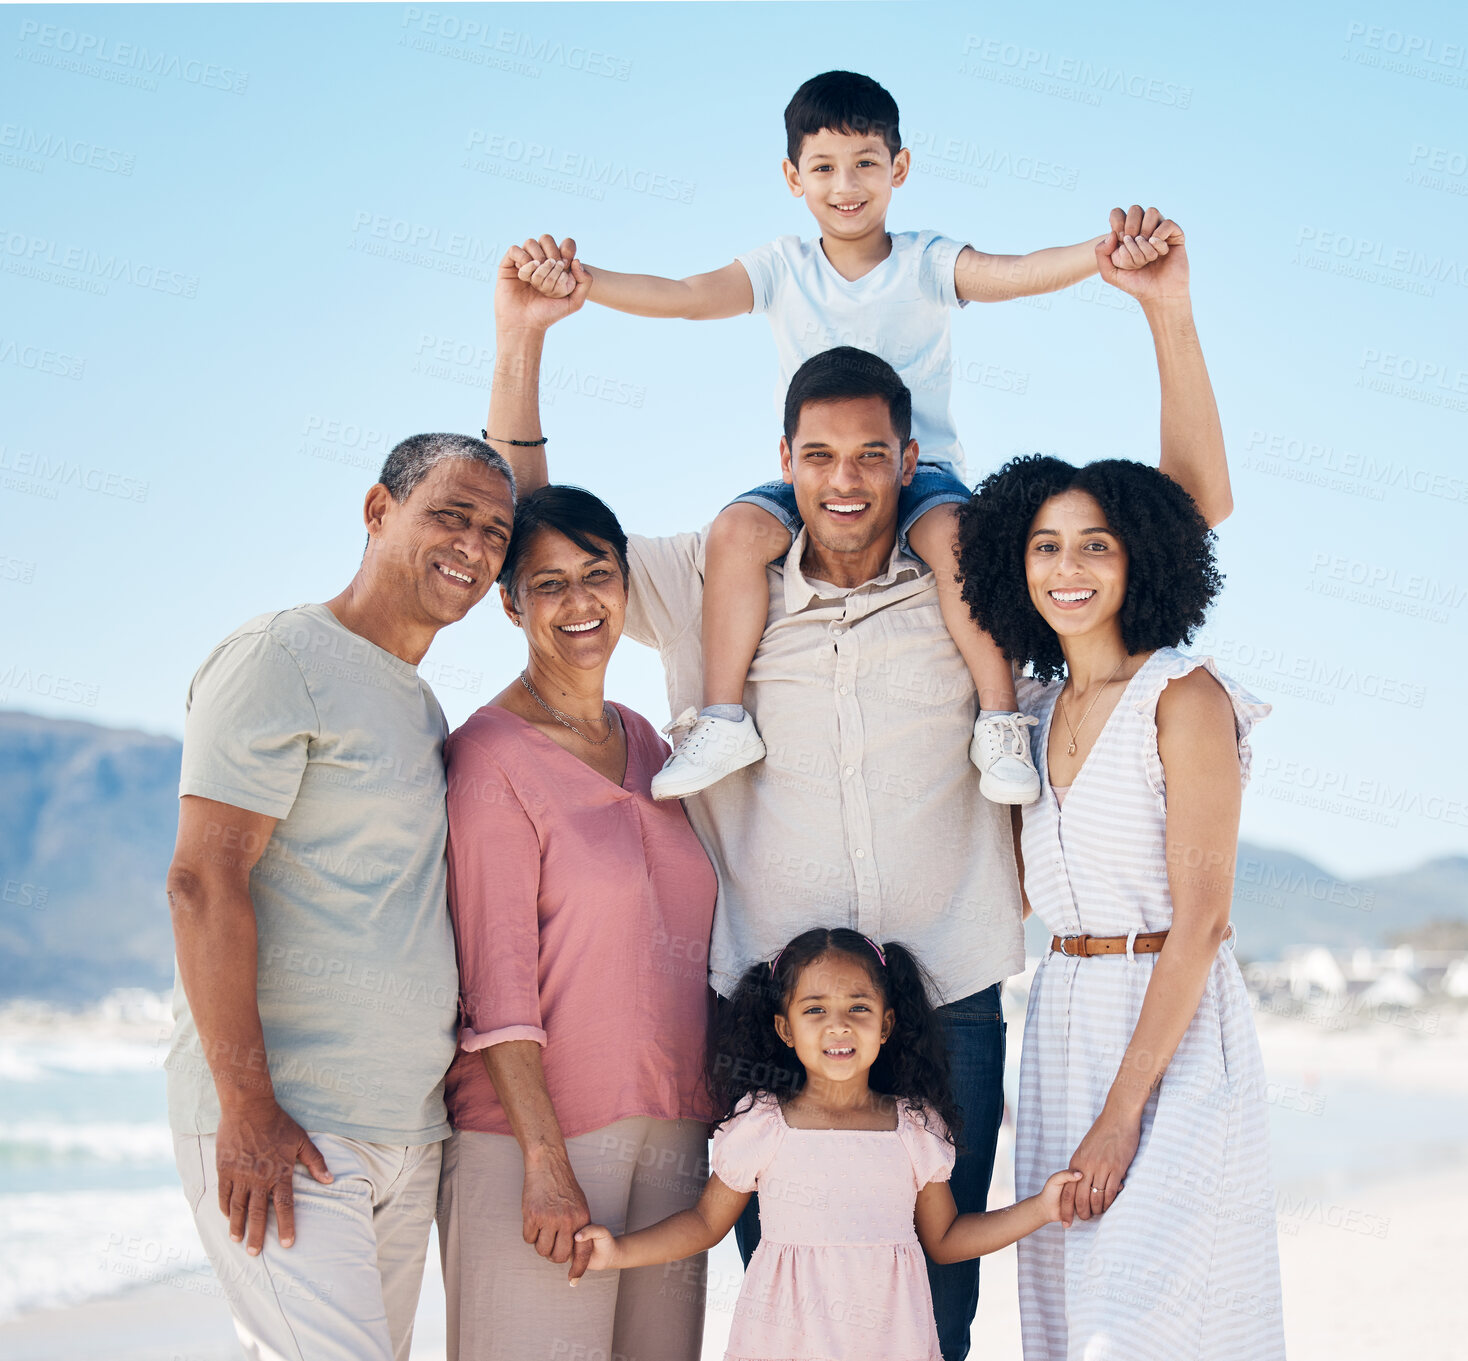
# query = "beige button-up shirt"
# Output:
<box><xmin>626</xmin><ymin>526</ymin><xmax>1025</xmax><ymax>1003</ymax></box>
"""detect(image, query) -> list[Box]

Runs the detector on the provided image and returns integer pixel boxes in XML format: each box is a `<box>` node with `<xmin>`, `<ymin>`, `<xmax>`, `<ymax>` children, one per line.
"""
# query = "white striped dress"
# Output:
<box><xmin>1013</xmin><ymin>648</ymin><xmax>1285</xmax><ymax>1360</ymax></box>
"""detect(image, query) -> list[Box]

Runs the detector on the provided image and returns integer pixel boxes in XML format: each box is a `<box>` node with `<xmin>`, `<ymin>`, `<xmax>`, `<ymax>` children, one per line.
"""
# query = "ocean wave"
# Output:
<box><xmin>0</xmin><ymin>1038</ymin><xmax>168</xmax><ymax>1080</ymax></box>
<box><xmin>0</xmin><ymin>1121</ymin><xmax>174</xmax><ymax>1165</ymax></box>
<box><xmin>0</xmin><ymin>1186</ymin><xmax>203</xmax><ymax>1322</ymax></box>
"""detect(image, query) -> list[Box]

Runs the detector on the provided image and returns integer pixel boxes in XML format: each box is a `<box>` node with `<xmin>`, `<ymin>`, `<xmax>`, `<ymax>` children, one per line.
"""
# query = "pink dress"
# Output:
<box><xmin>711</xmin><ymin>1093</ymin><xmax>955</xmax><ymax>1361</ymax></box>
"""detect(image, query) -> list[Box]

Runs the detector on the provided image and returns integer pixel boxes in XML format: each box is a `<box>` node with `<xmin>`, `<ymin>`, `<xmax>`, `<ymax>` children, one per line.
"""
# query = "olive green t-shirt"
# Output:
<box><xmin>165</xmin><ymin>604</ymin><xmax>459</xmax><ymax>1145</ymax></box>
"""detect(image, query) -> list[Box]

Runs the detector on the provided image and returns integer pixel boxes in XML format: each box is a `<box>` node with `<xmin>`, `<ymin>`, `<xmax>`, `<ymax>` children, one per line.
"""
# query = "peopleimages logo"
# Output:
<box><xmin>15</xmin><ymin>19</ymin><xmax>249</xmax><ymax>94</ymax></box>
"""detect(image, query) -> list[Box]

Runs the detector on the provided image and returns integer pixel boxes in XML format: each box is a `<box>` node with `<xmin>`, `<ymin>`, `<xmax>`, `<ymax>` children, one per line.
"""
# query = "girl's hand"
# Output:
<box><xmin>1035</xmin><ymin>1169</ymin><xmax>1085</xmax><ymax>1225</ymax></box>
<box><xmin>516</xmin><ymin>245</ymin><xmax>584</xmax><ymax>299</ymax></box>
<box><xmin>1061</xmin><ymin>1106</ymin><xmax>1141</xmax><ymax>1225</ymax></box>
<box><xmin>568</xmin><ymin>1223</ymin><xmax>619</xmax><ymax>1284</ymax></box>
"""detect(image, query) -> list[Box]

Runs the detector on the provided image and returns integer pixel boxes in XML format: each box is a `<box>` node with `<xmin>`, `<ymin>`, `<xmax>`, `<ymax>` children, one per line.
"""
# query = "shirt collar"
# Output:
<box><xmin>781</xmin><ymin>527</ymin><xmax>926</xmax><ymax>613</ymax></box>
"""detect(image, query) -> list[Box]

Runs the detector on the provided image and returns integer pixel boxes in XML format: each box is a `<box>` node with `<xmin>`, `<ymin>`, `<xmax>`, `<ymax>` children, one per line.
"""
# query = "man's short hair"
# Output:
<box><xmin>377</xmin><ymin>433</ymin><xmax>515</xmax><ymax>504</ymax></box>
<box><xmin>783</xmin><ymin>347</ymin><xmax>913</xmax><ymax>448</ymax></box>
<box><xmin>785</xmin><ymin>70</ymin><xmax>901</xmax><ymax>163</ymax></box>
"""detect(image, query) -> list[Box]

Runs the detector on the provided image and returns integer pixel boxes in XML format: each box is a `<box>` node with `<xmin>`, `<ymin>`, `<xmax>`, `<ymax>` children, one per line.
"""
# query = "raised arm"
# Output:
<box><xmin>483</xmin><ymin>236</ymin><xmax>593</xmax><ymax>494</ymax></box>
<box><xmin>510</xmin><ymin>233</ymin><xmax>753</xmax><ymax>319</ymax></box>
<box><xmin>955</xmin><ymin>238</ymin><xmax>1103</xmax><ymax>303</ymax></box>
<box><xmin>1097</xmin><ymin>209</ymin><xmax>1233</xmax><ymax>526</ymax></box>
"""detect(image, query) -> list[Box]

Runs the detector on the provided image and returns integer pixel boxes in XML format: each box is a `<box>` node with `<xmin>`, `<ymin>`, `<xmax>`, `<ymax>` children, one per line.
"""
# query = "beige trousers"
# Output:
<box><xmin>174</xmin><ymin>1131</ymin><xmax>441</xmax><ymax>1361</ymax></box>
<box><xmin>438</xmin><ymin>1116</ymin><xmax>708</xmax><ymax>1361</ymax></box>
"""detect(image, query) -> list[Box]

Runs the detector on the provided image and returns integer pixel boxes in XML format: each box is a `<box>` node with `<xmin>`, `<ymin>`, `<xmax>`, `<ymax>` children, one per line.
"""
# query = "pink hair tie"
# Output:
<box><xmin>862</xmin><ymin>936</ymin><xmax>888</xmax><ymax>967</ymax></box>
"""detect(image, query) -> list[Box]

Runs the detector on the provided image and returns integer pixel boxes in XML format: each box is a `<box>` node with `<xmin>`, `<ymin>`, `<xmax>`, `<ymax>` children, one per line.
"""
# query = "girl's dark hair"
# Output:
<box><xmin>785</xmin><ymin>70</ymin><xmax>902</xmax><ymax>163</ymax></box>
<box><xmin>708</xmin><ymin>927</ymin><xmax>962</xmax><ymax>1147</ymax></box>
<box><xmin>956</xmin><ymin>455</ymin><xmax>1223</xmax><ymax>683</ymax></box>
<box><xmin>497</xmin><ymin>483</ymin><xmax>630</xmax><ymax>592</ymax></box>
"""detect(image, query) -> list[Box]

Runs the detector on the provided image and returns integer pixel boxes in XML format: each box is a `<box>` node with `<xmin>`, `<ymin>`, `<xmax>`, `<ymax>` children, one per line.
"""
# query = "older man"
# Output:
<box><xmin>486</xmin><ymin>219</ymin><xmax>1229</xmax><ymax>1359</ymax></box>
<box><xmin>164</xmin><ymin>434</ymin><xmax>514</xmax><ymax>1361</ymax></box>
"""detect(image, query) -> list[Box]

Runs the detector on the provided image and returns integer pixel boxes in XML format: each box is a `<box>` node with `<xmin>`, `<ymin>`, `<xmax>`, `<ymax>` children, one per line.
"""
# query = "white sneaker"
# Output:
<box><xmin>970</xmin><ymin>712</ymin><xmax>1040</xmax><ymax>805</ymax></box>
<box><xmin>652</xmin><ymin>709</ymin><xmax>767</xmax><ymax>801</ymax></box>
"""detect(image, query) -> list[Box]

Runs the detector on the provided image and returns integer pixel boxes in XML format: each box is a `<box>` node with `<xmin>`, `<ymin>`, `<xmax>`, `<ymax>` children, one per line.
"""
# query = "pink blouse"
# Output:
<box><xmin>443</xmin><ymin>703</ymin><xmax>717</xmax><ymax>1138</ymax></box>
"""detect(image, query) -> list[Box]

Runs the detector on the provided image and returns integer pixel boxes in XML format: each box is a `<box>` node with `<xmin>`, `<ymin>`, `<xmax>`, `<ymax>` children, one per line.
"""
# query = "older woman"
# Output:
<box><xmin>438</xmin><ymin>484</ymin><xmax>716</xmax><ymax>1361</ymax></box>
<box><xmin>956</xmin><ymin>239</ymin><xmax>1285</xmax><ymax>1359</ymax></box>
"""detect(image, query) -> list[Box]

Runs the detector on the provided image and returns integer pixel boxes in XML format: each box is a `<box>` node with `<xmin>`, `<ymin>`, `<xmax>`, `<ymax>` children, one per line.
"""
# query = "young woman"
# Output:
<box><xmin>956</xmin><ymin>457</ymin><xmax>1285</xmax><ymax>1359</ymax></box>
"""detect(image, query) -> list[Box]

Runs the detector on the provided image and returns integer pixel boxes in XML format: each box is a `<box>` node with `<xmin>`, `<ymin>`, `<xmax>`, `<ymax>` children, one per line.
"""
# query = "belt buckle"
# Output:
<box><xmin>1063</xmin><ymin>934</ymin><xmax>1090</xmax><ymax>957</ymax></box>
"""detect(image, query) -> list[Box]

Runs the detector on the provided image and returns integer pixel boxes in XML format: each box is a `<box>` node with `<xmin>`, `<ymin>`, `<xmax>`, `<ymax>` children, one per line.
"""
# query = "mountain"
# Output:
<box><xmin>2</xmin><ymin>711</ymin><xmax>1465</xmax><ymax>1003</ymax></box>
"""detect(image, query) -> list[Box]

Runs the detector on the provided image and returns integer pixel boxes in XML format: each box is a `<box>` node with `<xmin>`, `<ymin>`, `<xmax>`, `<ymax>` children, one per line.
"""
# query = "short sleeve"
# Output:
<box><xmin>897</xmin><ymin>1103</ymin><xmax>957</xmax><ymax>1189</ymax></box>
<box><xmin>735</xmin><ymin>238</ymin><xmax>786</xmax><ymax>314</ymax></box>
<box><xmin>709</xmin><ymin>1094</ymin><xmax>785</xmax><ymax>1193</ymax></box>
<box><xmin>625</xmin><ymin>531</ymin><xmax>706</xmax><ymax>651</ymax></box>
<box><xmin>179</xmin><ymin>631</ymin><xmax>316</xmax><ymax>819</ymax></box>
<box><xmin>917</xmin><ymin>232</ymin><xmax>968</xmax><ymax>310</ymax></box>
<box><xmin>1134</xmin><ymin>650</ymin><xmax>1272</xmax><ymax>797</ymax></box>
<box><xmin>445</xmin><ymin>728</ymin><xmax>547</xmax><ymax>1050</ymax></box>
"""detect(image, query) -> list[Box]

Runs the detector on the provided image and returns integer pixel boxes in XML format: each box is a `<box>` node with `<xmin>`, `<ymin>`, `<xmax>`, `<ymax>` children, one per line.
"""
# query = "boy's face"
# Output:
<box><xmin>784</xmin><ymin>128</ymin><xmax>910</xmax><ymax>241</ymax></box>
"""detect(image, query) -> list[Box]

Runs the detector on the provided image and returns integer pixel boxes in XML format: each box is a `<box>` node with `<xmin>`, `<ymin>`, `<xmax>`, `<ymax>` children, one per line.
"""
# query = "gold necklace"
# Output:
<box><xmin>518</xmin><ymin>672</ymin><xmax>616</xmax><ymax>746</ymax></box>
<box><xmin>1059</xmin><ymin>656</ymin><xmax>1128</xmax><ymax>757</ymax></box>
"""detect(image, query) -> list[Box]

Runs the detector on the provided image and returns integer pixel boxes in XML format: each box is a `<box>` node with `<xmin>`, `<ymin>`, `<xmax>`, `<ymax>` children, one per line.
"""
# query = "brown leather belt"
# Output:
<box><xmin>1050</xmin><ymin>931</ymin><xmax>1169</xmax><ymax>958</ymax></box>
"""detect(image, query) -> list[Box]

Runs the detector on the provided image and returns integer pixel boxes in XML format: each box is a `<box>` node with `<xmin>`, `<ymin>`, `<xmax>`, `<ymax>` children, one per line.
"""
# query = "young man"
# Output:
<box><xmin>486</xmin><ymin>211</ymin><xmax>1228</xmax><ymax>1358</ymax></box>
<box><xmin>164</xmin><ymin>434</ymin><xmax>513</xmax><ymax>1361</ymax></box>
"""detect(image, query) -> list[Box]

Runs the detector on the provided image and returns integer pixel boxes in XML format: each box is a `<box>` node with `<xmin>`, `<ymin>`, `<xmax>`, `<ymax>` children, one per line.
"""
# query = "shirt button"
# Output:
<box><xmin>839</xmin><ymin>685</ymin><xmax>849</xmax><ymax>695</ymax></box>
<box><xmin>831</xmin><ymin>624</ymin><xmax>845</xmax><ymax>636</ymax></box>
<box><xmin>843</xmin><ymin>766</ymin><xmax>855</xmax><ymax>777</ymax></box>
<box><xmin>855</xmin><ymin>848</ymin><xmax>866</xmax><ymax>859</ymax></box>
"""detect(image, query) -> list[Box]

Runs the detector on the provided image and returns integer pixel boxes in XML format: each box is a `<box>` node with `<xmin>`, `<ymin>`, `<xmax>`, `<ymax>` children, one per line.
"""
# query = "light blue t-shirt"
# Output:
<box><xmin>166</xmin><ymin>604</ymin><xmax>460</xmax><ymax>1146</ymax></box>
<box><xmin>737</xmin><ymin>229</ymin><xmax>969</xmax><ymax>479</ymax></box>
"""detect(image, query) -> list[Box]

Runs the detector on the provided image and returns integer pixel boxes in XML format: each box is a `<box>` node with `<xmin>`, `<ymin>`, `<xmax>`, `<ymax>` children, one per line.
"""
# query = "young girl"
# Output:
<box><xmin>567</xmin><ymin>926</ymin><xmax>1079</xmax><ymax>1361</ymax></box>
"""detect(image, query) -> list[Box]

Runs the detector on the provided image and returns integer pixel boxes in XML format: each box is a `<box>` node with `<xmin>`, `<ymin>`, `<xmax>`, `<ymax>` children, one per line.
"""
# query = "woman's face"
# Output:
<box><xmin>501</xmin><ymin>528</ymin><xmax>628</xmax><ymax>674</ymax></box>
<box><xmin>1024</xmin><ymin>490</ymin><xmax>1130</xmax><ymax>640</ymax></box>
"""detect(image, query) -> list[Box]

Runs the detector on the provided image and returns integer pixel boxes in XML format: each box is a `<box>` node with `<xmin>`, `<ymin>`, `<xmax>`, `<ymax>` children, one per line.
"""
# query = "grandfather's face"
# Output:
<box><xmin>779</xmin><ymin>396</ymin><xmax>917</xmax><ymax>564</ymax></box>
<box><xmin>366</xmin><ymin>458</ymin><xmax>515</xmax><ymax>630</ymax></box>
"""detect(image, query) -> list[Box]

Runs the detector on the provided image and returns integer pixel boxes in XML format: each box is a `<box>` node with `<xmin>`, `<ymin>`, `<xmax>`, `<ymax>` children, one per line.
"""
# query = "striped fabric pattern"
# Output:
<box><xmin>1013</xmin><ymin>648</ymin><xmax>1286</xmax><ymax>1360</ymax></box>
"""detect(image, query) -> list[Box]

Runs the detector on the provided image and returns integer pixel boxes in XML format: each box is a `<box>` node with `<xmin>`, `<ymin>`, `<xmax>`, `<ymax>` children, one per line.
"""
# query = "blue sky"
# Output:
<box><xmin>3</xmin><ymin>2</ymin><xmax>1465</xmax><ymax>879</ymax></box>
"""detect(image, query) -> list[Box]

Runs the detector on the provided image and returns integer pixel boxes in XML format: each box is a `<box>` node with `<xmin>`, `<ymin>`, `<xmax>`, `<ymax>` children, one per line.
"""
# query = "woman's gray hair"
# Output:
<box><xmin>377</xmin><ymin>433</ymin><xmax>516</xmax><ymax>503</ymax></box>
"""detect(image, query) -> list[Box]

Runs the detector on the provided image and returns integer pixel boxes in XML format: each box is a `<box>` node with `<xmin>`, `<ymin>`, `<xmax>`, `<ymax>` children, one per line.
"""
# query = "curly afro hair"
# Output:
<box><xmin>956</xmin><ymin>455</ymin><xmax>1223</xmax><ymax>683</ymax></box>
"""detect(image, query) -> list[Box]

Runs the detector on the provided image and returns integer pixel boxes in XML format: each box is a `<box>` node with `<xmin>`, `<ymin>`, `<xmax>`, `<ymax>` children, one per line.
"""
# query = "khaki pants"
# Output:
<box><xmin>174</xmin><ymin>1131</ymin><xmax>440</xmax><ymax>1361</ymax></box>
<box><xmin>437</xmin><ymin>1116</ymin><xmax>707</xmax><ymax>1361</ymax></box>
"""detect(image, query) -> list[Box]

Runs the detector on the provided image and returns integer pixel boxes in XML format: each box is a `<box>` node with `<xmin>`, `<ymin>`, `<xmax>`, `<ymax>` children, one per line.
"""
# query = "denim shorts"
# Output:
<box><xmin>728</xmin><ymin>463</ymin><xmax>971</xmax><ymax>561</ymax></box>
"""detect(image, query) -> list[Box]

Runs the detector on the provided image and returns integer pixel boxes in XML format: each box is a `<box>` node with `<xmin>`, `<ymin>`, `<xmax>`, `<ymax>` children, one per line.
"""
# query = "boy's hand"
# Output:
<box><xmin>568</xmin><ymin>1223</ymin><xmax>619</xmax><ymax>1284</ymax></box>
<box><xmin>1040</xmin><ymin>1169</ymin><xmax>1086</xmax><ymax>1227</ymax></box>
<box><xmin>497</xmin><ymin>236</ymin><xmax>591</xmax><ymax>332</ymax></box>
<box><xmin>1098</xmin><ymin>207</ymin><xmax>1189</xmax><ymax>305</ymax></box>
<box><xmin>516</xmin><ymin>233</ymin><xmax>585</xmax><ymax>299</ymax></box>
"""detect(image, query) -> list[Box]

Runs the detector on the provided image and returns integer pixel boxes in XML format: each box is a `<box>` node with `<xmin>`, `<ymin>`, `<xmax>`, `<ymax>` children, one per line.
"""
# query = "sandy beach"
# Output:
<box><xmin>4</xmin><ymin>1003</ymin><xmax>1465</xmax><ymax>1359</ymax></box>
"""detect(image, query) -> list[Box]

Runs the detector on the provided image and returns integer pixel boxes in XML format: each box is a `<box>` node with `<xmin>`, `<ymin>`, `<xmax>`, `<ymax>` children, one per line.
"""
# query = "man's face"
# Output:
<box><xmin>783</xmin><ymin>128</ymin><xmax>910</xmax><ymax>242</ymax></box>
<box><xmin>781</xmin><ymin>395</ymin><xmax>916</xmax><ymax>562</ymax></box>
<box><xmin>364</xmin><ymin>458</ymin><xmax>515</xmax><ymax>630</ymax></box>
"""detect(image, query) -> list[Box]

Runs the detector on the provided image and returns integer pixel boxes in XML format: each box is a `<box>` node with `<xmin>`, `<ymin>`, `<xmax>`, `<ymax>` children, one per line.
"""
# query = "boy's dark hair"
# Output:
<box><xmin>497</xmin><ymin>483</ymin><xmax>630</xmax><ymax>592</ymax></box>
<box><xmin>785</xmin><ymin>70</ymin><xmax>901</xmax><ymax>163</ymax></box>
<box><xmin>955</xmin><ymin>455</ymin><xmax>1223</xmax><ymax>683</ymax></box>
<box><xmin>784</xmin><ymin>346</ymin><xmax>913</xmax><ymax>448</ymax></box>
<box><xmin>708</xmin><ymin>926</ymin><xmax>963</xmax><ymax>1147</ymax></box>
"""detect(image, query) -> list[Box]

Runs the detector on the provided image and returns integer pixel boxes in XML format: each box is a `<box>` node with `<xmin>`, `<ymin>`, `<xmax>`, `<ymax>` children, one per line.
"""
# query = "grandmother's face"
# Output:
<box><xmin>501</xmin><ymin>528</ymin><xmax>627</xmax><ymax>672</ymax></box>
<box><xmin>1024</xmin><ymin>490</ymin><xmax>1129</xmax><ymax>639</ymax></box>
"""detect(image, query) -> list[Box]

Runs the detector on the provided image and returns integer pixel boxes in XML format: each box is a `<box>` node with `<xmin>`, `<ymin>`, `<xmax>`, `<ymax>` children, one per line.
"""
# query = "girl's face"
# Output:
<box><xmin>773</xmin><ymin>952</ymin><xmax>895</xmax><ymax>1088</ymax></box>
<box><xmin>1024</xmin><ymin>490</ymin><xmax>1129</xmax><ymax>640</ymax></box>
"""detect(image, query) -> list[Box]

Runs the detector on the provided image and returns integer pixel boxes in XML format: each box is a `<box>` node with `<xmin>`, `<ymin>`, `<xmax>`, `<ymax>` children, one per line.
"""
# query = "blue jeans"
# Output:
<box><xmin>729</xmin><ymin>983</ymin><xmax>1006</xmax><ymax>1361</ymax></box>
<box><xmin>729</xmin><ymin>463</ymin><xmax>971</xmax><ymax>561</ymax></box>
